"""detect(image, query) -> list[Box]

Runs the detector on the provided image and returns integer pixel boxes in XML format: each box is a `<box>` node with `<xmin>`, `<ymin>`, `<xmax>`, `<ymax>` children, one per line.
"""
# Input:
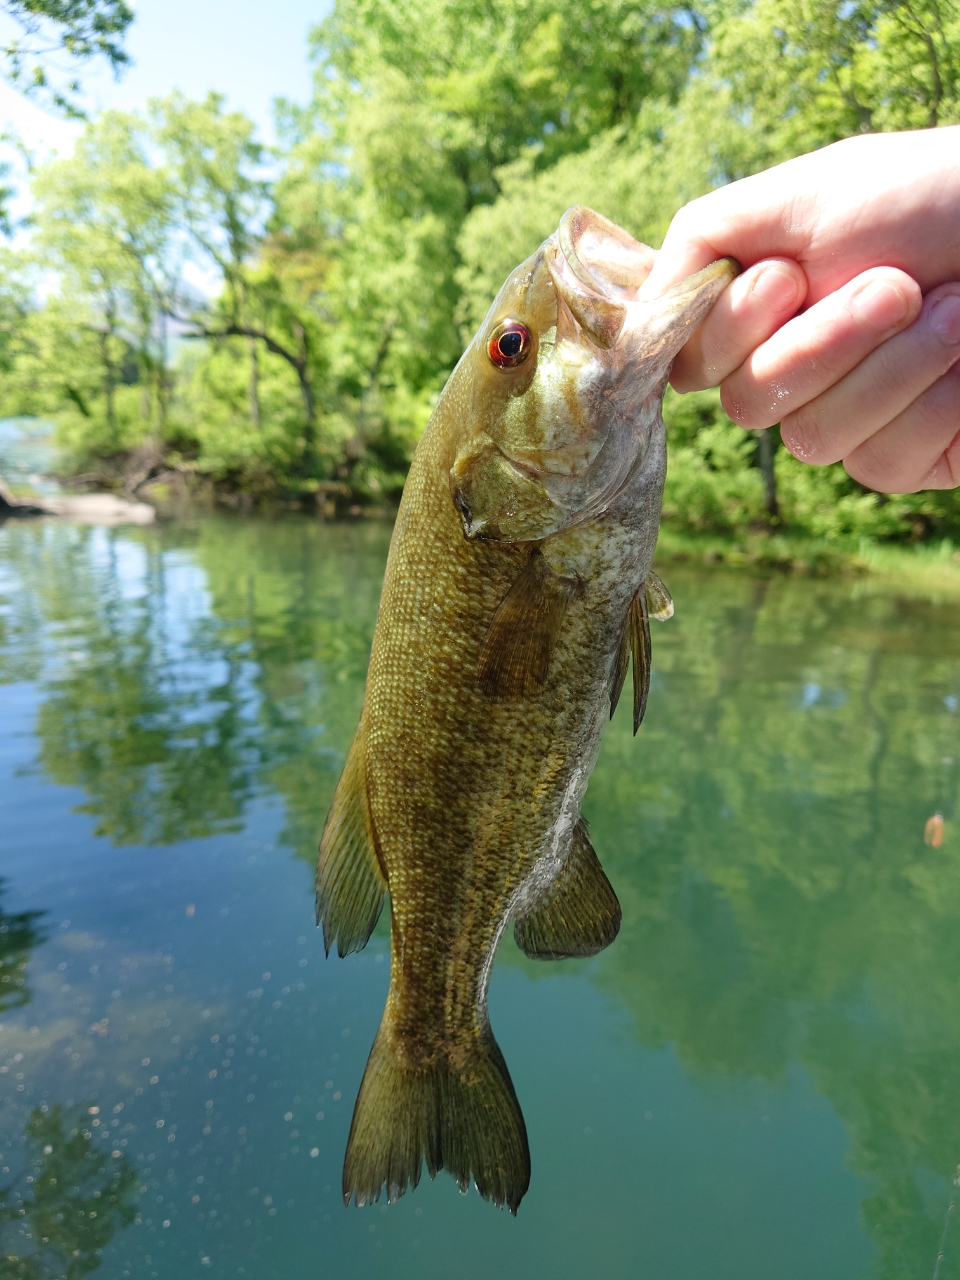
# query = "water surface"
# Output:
<box><xmin>2</xmin><ymin>514</ymin><xmax>960</xmax><ymax>1279</ymax></box>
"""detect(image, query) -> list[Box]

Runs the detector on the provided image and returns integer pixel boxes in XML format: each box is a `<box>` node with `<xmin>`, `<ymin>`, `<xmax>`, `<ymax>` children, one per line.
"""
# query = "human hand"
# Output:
<box><xmin>643</xmin><ymin>127</ymin><xmax>960</xmax><ymax>491</ymax></box>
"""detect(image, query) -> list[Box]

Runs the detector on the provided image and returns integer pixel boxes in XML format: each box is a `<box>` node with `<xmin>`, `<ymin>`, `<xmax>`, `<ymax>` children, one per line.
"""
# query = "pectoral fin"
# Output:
<box><xmin>609</xmin><ymin>583</ymin><xmax>654</xmax><ymax>731</ymax></box>
<box><xmin>316</xmin><ymin>741</ymin><xmax>386</xmax><ymax>958</ymax></box>
<box><xmin>478</xmin><ymin>550</ymin><xmax>578</xmax><ymax>699</ymax></box>
<box><xmin>609</xmin><ymin>622</ymin><xmax>630</xmax><ymax>720</ymax></box>
<box><xmin>630</xmin><ymin>585</ymin><xmax>652</xmax><ymax>735</ymax></box>
<box><xmin>514</xmin><ymin>818</ymin><xmax>621</xmax><ymax>960</ymax></box>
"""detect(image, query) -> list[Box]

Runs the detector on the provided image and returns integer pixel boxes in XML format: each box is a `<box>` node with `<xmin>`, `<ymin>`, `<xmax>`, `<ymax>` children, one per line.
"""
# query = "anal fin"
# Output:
<box><xmin>316</xmin><ymin>741</ymin><xmax>386</xmax><ymax>958</ymax></box>
<box><xmin>478</xmin><ymin>549</ymin><xmax>578</xmax><ymax>699</ymax></box>
<box><xmin>514</xmin><ymin>818</ymin><xmax>621</xmax><ymax>960</ymax></box>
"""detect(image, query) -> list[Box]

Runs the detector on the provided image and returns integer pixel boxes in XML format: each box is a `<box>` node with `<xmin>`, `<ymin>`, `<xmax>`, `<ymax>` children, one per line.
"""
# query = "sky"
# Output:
<box><xmin>0</xmin><ymin>0</ymin><xmax>329</xmax><ymax>211</ymax></box>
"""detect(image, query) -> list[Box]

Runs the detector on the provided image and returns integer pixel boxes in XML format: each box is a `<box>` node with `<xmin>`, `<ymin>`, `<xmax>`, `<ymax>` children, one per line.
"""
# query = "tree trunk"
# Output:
<box><xmin>757</xmin><ymin>427</ymin><xmax>779</xmax><ymax>521</ymax></box>
<box><xmin>157</xmin><ymin>313</ymin><xmax>169</xmax><ymax>433</ymax></box>
<box><xmin>297</xmin><ymin>365</ymin><xmax>316</xmax><ymax>447</ymax></box>
<box><xmin>248</xmin><ymin>336</ymin><xmax>260</xmax><ymax>428</ymax></box>
<box><xmin>100</xmin><ymin>331</ymin><xmax>117</xmax><ymax>446</ymax></box>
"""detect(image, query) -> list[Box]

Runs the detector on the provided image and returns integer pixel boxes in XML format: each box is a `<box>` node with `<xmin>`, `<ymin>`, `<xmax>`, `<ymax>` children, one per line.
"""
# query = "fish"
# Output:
<box><xmin>316</xmin><ymin>206</ymin><xmax>737</xmax><ymax>1214</ymax></box>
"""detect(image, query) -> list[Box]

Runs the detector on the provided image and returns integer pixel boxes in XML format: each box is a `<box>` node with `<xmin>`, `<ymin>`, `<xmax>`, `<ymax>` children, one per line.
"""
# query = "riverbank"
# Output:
<box><xmin>655</xmin><ymin>526</ymin><xmax>960</xmax><ymax>594</ymax></box>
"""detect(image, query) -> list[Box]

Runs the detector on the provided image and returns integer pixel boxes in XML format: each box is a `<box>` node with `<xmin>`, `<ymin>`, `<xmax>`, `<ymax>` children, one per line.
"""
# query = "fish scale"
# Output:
<box><xmin>316</xmin><ymin>205</ymin><xmax>738</xmax><ymax>1213</ymax></box>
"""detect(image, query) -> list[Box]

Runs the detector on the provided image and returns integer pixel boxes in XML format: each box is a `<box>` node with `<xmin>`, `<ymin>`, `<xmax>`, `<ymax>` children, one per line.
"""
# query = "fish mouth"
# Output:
<box><xmin>547</xmin><ymin>207</ymin><xmax>658</xmax><ymax>351</ymax></box>
<box><xmin>665</xmin><ymin>256</ymin><xmax>741</xmax><ymax>304</ymax></box>
<box><xmin>625</xmin><ymin>255</ymin><xmax>741</xmax><ymax>356</ymax></box>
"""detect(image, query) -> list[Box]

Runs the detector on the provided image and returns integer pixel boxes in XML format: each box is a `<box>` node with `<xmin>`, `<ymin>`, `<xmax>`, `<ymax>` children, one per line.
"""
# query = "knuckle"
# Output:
<box><xmin>780</xmin><ymin>407</ymin><xmax>829</xmax><ymax>464</ymax></box>
<box><xmin>843</xmin><ymin>448</ymin><xmax>905</xmax><ymax>492</ymax></box>
<box><xmin>719</xmin><ymin>380</ymin><xmax>768</xmax><ymax>429</ymax></box>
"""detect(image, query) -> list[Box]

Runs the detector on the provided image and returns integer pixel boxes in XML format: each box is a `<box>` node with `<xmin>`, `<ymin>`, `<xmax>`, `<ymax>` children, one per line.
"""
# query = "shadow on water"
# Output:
<box><xmin>4</xmin><ymin>517</ymin><xmax>960</xmax><ymax>1276</ymax></box>
<box><xmin>0</xmin><ymin>1105</ymin><xmax>138</xmax><ymax>1278</ymax></box>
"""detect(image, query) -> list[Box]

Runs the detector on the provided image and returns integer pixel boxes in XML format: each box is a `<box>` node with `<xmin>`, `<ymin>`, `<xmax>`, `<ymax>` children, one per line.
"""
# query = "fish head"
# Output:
<box><xmin>449</xmin><ymin>205</ymin><xmax>738</xmax><ymax>542</ymax></box>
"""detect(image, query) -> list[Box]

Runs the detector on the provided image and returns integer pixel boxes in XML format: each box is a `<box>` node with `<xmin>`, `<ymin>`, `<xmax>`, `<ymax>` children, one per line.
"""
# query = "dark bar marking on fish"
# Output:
<box><xmin>645</xmin><ymin>570</ymin><xmax>674</xmax><ymax>622</ymax></box>
<box><xmin>316</xmin><ymin>744</ymin><xmax>387</xmax><ymax>957</ymax></box>
<box><xmin>342</xmin><ymin>1023</ymin><xmax>530</xmax><ymax>1215</ymax></box>
<box><xmin>478</xmin><ymin>549</ymin><xmax>578</xmax><ymax>699</ymax></box>
<box><xmin>630</xmin><ymin>586</ymin><xmax>652</xmax><ymax>735</ymax></box>
<box><xmin>514</xmin><ymin>817</ymin><xmax>621</xmax><ymax>959</ymax></box>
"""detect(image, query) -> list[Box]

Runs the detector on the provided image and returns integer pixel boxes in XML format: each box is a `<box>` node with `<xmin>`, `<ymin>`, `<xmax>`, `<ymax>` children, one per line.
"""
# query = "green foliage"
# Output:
<box><xmin>456</xmin><ymin>80</ymin><xmax>764</xmax><ymax>329</ymax></box>
<box><xmin>710</xmin><ymin>0</ymin><xmax>960</xmax><ymax>165</ymax></box>
<box><xmin>1</xmin><ymin>0</ymin><xmax>133</xmax><ymax>117</ymax></box>
<box><xmin>660</xmin><ymin>387</ymin><xmax>960</xmax><ymax>542</ymax></box>
<box><xmin>2</xmin><ymin>0</ymin><xmax>960</xmax><ymax>532</ymax></box>
<box><xmin>661</xmin><ymin>389</ymin><xmax>766</xmax><ymax>535</ymax></box>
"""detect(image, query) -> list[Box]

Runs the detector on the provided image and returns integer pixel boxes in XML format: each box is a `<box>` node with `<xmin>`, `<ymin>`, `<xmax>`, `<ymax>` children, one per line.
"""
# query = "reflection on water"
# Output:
<box><xmin>0</xmin><ymin>882</ymin><xmax>46</xmax><ymax>1013</ymax></box>
<box><xmin>0</xmin><ymin>1105</ymin><xmax>138</xmax><ymax>1277</ymax></box>
<box><xmin>2</xmin><ymin>515</ymin><xmax>960</xmax><ymax>1278</ymax></box>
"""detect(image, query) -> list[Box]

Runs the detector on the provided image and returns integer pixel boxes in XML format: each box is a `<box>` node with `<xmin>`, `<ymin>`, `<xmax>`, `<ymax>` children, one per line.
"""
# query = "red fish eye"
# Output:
<box><xmin>488</xmin><ymin>320</ymin><xmax>532</xmax><ymax>369</ymax></box>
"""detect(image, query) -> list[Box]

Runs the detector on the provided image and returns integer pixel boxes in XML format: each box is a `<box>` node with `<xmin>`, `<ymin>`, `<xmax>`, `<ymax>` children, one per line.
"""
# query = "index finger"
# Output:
<box><xmin>641</xmin><ymin>166</ymin><xmax>817</xmax><ymax>296</ymax></box>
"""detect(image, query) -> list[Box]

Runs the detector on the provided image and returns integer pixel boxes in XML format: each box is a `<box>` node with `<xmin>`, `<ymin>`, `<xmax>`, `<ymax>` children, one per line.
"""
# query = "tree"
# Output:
<box><xmin>1</xmin><ymin>0</ymin><xmax>133</xmax><ymax>116</ymax></box>
<box><xmin>28</xmin><ymin>110</ymin><xmax>175</xmax><ymax>447</ymax></box>
<box><xmin>708</xmin><ymin>0</ymin><xmax>960</xmax><ymax>164</ymax></box>
<box><xmin>155</xmin><ymin>92</ymin><xmax>337</xmax><ymax>477</ymax></box>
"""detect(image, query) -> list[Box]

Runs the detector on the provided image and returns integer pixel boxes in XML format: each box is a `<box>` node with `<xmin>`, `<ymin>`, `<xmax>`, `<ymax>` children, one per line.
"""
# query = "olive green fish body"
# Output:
<box><xmin>317</xmin><ymin>208</ymin><xmax>737</xmax><ymax>1213</ymax></box>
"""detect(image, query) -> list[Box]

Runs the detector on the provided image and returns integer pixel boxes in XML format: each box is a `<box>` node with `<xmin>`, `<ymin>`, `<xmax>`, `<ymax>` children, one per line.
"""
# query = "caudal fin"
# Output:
<box><xmin>343</xmin><ymin>1023</ymin><xmax>530</xmax><ymax>1214</ymax></box>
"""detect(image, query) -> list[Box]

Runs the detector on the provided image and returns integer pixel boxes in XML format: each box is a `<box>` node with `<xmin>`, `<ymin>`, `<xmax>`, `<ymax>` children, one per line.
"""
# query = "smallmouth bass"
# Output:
<box><xmin>317</xmin><ymin>207</ymin><xmax>737</xmax><ymax>1213</ymax></box>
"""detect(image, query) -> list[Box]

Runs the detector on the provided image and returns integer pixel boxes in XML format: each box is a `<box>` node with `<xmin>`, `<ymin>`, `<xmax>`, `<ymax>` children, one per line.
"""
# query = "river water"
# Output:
<box><xmin>2</xmin><ymin>513</ymin><xmax>960</xmax><ymax>1279</ymax></box>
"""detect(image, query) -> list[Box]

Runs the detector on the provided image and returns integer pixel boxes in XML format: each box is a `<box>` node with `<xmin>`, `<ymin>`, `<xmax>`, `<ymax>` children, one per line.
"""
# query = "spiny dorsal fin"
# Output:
<box><xmin>630</xmin><ymin>585</ymin><xmax>652</xmax><ymax>735</ymax></box>
<box><xmin>316</xmin><ymin>742</ymin><xmax>386</xmax><ymax>958</ymax></box>
<box><xmin>478</xmin><ymin>550</ymin><xmax>578</xmax><ymax>699</ymax></box>
<box><xmin>645</xmin><ymin>570</ymin><xmax>674</xmax><ymax>621</ymax></box>
<box><xmin>514</xmin><ymin>817</ymin><xmax>621</xmax><ymax>960</ymax></box>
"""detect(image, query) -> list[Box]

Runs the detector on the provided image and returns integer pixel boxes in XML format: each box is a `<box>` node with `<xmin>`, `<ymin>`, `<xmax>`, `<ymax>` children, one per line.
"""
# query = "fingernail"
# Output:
<box><xmin>851</xmin><ymin>278</ymin><xmax>909</xmax><ymax>330</ymax></box>
<box><xmin>929</xmin><ymin>294</ymin><xmax>960</xmax><ymax>344</ymax></box>
<box><xmin>750</xmin><ymin>265</ymin><xmax>801</xmax><ymax>311</ymax></box>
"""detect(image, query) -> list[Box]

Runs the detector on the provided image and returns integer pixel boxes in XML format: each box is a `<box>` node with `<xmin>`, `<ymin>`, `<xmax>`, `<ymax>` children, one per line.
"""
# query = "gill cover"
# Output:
<box><xmin>450</xmin><ymin>205</ymin><xmax>737</xmax><ymax>544</ymax></box>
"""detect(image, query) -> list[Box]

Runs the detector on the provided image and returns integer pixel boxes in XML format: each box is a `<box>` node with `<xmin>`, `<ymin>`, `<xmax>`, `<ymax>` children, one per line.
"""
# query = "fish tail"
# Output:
<box><xmin>343</xmin><ymin>1021</ymin><xmax>530</xmax><ymax>1214</ymax></box>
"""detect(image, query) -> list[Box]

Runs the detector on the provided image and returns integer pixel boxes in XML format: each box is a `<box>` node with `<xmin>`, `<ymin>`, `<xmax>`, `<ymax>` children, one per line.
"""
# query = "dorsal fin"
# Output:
<box><xmin>478</xmin><ymin>550</ymin><xmax>578</xmax><ymax>699</ymax></box>
<box><xmin>316</xmin><ymin>741</ymin><xmax>386</xmax><ymax>957</ymax></box>
<box><xmin>514</xmin><ymin>817</ymin><xmax>621</xmax><ymax>960</ymax></box>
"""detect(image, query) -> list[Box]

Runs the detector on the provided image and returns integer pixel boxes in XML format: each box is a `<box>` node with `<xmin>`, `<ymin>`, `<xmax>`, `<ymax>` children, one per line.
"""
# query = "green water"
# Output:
<box><xmin>2</xmin><ymin>515</ymin><xmax>960</xmax><ymax>1279</ymax></box>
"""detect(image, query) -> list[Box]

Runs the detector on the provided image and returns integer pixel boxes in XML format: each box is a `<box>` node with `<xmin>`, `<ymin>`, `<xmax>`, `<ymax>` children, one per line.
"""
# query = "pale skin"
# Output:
<box><xmin>640</xmin><ymin>126</ymin><xmax>960</xmax><ymax>493</ymax></box>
